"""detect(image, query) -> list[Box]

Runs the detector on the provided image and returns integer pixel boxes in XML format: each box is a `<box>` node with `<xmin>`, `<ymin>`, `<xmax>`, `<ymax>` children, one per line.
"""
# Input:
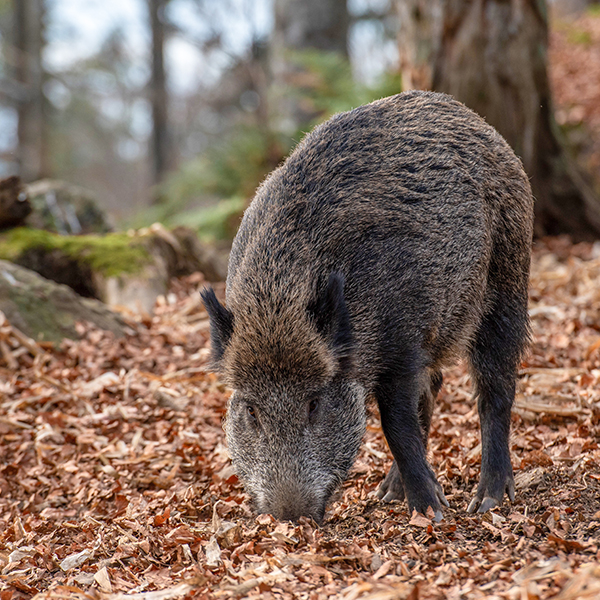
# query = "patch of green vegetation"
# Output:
<box><xmin>587</xmin><ymin>4</ymin><xmax>600</xmax><ymax>17</ymax></box>
<box><xmin>0</xmin><ymin>228</ymin><xmax>150</xmax><ymax>277</ymax></box>
<box><xmin>156</xmin><ymin>126</ymin><xmax>283</xmax><ymax>218</ymax></box>
<box><xmin>168</xmin><ymin>196</ymin><xmax>246</xmax><ymax>242</ymax></box>
<box><xmin>553</xmin><ymin>15</ymin><xmax>597</xmax><ymax>47</ymax></box>
<box><xmin>132</xmin><ymin>49</ymin><xmax>402</xmax><ymax>241</ymax></box>
<box><xmin>129</xmin><ymin>127</ymin><xmax>285</xmax><ymax>233</ymax></box>
<box><xmin>286</xmin><ymin>49</ymin><xmax>403</xmax><ymax>129</ymax></box>
<box><xmin>566</xmin><ymin>27</ymin><xmax>592</xmax><ymax>46</ymax></box>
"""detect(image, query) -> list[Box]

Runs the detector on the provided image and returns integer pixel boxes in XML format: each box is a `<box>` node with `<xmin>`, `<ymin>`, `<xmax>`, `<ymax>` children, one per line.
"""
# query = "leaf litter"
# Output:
<box><xmin>1</xmin><ymin>239</ymin><xmax>599</xmax><ymax>600</ymax></box>
<box><xmin>550</xmin><ymin>7</ymin><xmax>600</xmax><ymax>179</ymax></box>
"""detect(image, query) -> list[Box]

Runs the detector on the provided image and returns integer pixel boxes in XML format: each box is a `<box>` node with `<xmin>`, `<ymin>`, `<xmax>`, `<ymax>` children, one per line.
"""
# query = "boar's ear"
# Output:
<box><xmin>307</xmin><ymin>272</ymin><xmax>353</xmax><ymax>371</ymax></box>
<box><xmin>201</xmin><ymin>287</ymin><xmax>234</xmax><ymax>365</ymax></box>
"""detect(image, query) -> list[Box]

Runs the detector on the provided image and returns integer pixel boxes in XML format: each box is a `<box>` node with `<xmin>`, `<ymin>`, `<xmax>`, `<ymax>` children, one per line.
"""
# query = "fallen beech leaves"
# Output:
<box><xmin>408</xmin><ymin>511</ymin><xmax>433</xmax><ymax>529</ymax></box>
<box><xmin>550</xmin><ymin>9</ymin><xmax>600</xmax><ymax>176</ymax></box>
<box><xmin>0</xmin><ymin>242</ymin><xmax>599</xmax><ymax>600</ymax></box>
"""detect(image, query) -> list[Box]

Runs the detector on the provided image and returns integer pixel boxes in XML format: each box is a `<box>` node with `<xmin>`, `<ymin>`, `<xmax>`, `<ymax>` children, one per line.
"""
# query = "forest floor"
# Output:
<box><xmin>1</xmin><ymin>10</ymin><xmax>600</xmax><ymax>600</ymax></box>
<box><xmin>1</xmin><ymin>237</ymin><xmax>600</xmax><ymax>600</ymax></box>
<box><xmin>550</xmin><ymin>6</ymin><xmax>600</xmax><ymax>183</ymax></box>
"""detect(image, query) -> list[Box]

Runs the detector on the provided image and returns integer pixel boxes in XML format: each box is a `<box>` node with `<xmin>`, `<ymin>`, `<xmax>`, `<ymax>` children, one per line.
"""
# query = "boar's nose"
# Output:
<box><xmin>262</xmin><ymin>492</ymin><xmax>325</xmax><ymax>523</ymax></box>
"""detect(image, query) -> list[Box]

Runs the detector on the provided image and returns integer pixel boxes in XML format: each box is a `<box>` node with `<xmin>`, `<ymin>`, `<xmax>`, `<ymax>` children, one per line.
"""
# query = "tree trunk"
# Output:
<box><xmin>396</xmin><ymin>0</ymin><xmax>444</xmax><ymax>91</ymax></box>
<box><xmin>273</xmin><ymin>0</ymin><xmax>349</xmax><ymax>56</ymax></box>
<box><xmin>149</xmin><ymin>0</ymin><xmax>170</xmax><ymax>185</ymax></box>
<box><xmin>396</xmin><ymin>0</ymin><xmax>600</xmax><ymax>240</ymax></box>
<box><xmin>271</xmin><ymin>0</ymin><xmax>350</xmax><ymax>133</ymax></box>
<box><xmin>14</xmin><ymin>0</ymin><xmax>46</xmax><ymax>182</ymax></box>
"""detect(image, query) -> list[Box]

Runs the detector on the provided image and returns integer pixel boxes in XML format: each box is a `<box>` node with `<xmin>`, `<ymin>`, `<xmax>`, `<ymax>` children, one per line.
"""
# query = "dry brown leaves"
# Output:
<box><xmin>549</xmin><ymin>7</ymin><xmax>600</xmax><ymax>177</ymax></box>
<box><xmin>1</xmin><ymin>241</ymin><xmax>600</xmax><ymax>600</ymax></box>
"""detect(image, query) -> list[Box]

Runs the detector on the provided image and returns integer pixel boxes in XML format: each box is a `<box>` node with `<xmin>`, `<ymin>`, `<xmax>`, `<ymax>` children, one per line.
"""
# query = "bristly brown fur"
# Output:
<box><xmin>204</xmin><ymin>90</ymin><xmax>534</xmax><ymax>522</ymax></box>
<box><xmin>221</xmin><ymin>301</ymin><xmax>339</xmax><ymax>392</ymax></box>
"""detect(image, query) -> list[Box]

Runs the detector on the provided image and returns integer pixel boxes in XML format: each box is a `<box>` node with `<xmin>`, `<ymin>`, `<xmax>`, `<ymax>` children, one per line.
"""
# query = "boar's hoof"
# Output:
<box><xmin>377</xmin><ymin>461</ymin><xmax>405</xmax><ymax>502</ymax></box>
<box><xmin>467</xmin><ymin>473</ymin><xmax>516</xmax><ymax>514</ymax></box>
<box><xmin>378</xmin><ymin>461</ymin><xmax>449</xmax><ymax>521</ymax></box>
<box><xmin>406</xmin><ymin>472</ymin><xmax>449</xmax><ymax>521</ymax></box>
<box><xmin>468</xmin><ymin>496</ymin><xmax>498</xmax><ymax>513</ymax></box>
<box><xmin>381</xmin><ymin>489</ymin><xmax>403</xmax><ymax>502</ymax></box>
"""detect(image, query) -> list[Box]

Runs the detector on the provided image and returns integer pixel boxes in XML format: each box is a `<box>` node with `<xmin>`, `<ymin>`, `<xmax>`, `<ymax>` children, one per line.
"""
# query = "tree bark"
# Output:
<box><xmin>149</xmin><ymin>0</ymin><xmax>170</xmax><ymax>185</ymax></box>
<box><xmin>271</xmin><ymin>0</ymin><xmax>350</xmax><ymax>133</ymax></box>
<box><xmin>273</xmin><ymin>0</ymin><xmax>349</xmax><ymax>56</ymax></box>
<box><xmin>14</xmin><ymin>0</ymin><xmax>46</xmax><ymax>182</ymax></box>
<box><xmin>396</xmin><ymin>0</ymin><xmax>444</xmax><ymax>91</ymax></box>
<box><xmin>396</xmin><ymin>0</ymin><xmax>600</xmax><ymax>240</ymax></box>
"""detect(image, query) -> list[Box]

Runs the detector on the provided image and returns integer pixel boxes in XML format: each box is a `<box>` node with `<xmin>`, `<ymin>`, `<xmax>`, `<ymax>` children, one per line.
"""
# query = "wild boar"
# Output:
<box><xmin>202</xmin><ymin>90</ymin><xmax>533</xmax><ymax>523</ymax></box>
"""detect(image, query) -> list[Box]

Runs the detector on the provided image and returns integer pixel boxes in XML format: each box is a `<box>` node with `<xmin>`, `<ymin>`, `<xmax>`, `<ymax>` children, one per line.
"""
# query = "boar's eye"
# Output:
<box><xmin>308</xmin><ymin>398</ymin><xmax>319</xmax><ymax>417</ymax></box>
<box><xmin>246</xmin><ymin>405</ymin><xmax>257</xmax><ymax>421</ymax></box>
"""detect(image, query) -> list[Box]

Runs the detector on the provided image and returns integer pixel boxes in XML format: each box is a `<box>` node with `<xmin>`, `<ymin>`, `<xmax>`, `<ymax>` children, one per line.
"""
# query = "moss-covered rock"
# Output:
<box><xmin>0</xmin><ymin>225</ymin><xmax>227</xmax><ymax>313</ymax></box>
<box><xmin>0</xmin><ymin>260</ymin><xmax>125</xmax><ymax>343</ymax></box>
<box><xmin>0</xmin><ymin>228</ymin><xmax>152</xmax><ymax>299</ymax></box>
<box><xmin>0</xmin><ymin>227</ymin><xmax>150</xmax><ymax>278</ymax></box>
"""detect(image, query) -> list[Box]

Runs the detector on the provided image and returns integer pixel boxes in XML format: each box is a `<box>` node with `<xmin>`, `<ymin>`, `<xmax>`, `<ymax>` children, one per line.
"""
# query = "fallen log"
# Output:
<box><xmin>0</xmin><ymin>176</ymin><xmax>31</xmax><ymax>229</ymax></box>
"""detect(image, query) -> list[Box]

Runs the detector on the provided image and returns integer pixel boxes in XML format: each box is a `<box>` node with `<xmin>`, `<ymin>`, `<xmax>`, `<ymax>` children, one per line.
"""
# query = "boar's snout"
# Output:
<box><xmin>224</xmin><ymin>380</ymin><xmax>367</xmax><ymax>524</ymax></box>
<box><xmin>256</xmin><ymin>486</ymin><xmax>327</xmax><ymax>523</ymax></box>
<box><xmin>240</xmin><ymin>453</ymin><xmax>338</xmax><ymax>524</ymax></box>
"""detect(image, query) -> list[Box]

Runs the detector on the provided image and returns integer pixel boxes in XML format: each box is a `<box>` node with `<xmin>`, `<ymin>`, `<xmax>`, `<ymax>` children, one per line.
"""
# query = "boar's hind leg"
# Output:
<box><xmin>376</xmin><ymin>371</ymin><xmax>448</xmax><ymax>521</ymax></box>
<box><xmin>467</xmin><ymin>297</ymin><xmax>527</xmax><ymax>513</ymax></box>
<box><xmin>377</xmin><ymin>460</ymin><xmax>404</xmax><ymax>502</ymax></box>
<box><xmin>377</xmin><ymin>370</ymin><xmax>443</xmax><ymax>504</ymax></box>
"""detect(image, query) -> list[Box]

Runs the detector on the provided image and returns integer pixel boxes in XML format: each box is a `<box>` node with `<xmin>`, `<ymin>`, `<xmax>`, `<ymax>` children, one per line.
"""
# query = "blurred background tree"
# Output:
<box><xmin>14</xmin><ymin>0</ymin><xmax>47</xmax><ymax>181</ymax></box>
<box><xmin>0</xmin><ymin>0</ymin><xmax>599</xmax><ymax>240</ymax></box>
<box><xmin>397</xmin><ymin>0</ymin><xmax>600</xmax><ymax>239</ymax></box>
<box><xmin>149</xmin><ymin>0</ymin><xmax>170</xmax><ymax>186</ymax></box>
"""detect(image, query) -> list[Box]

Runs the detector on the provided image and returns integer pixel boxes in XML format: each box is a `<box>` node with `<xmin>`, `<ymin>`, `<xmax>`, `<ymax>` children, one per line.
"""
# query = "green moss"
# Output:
<box><xmin>0</xmin><ymin>228</ymin><xmax>151</xmax><ymax>277</ymax></box>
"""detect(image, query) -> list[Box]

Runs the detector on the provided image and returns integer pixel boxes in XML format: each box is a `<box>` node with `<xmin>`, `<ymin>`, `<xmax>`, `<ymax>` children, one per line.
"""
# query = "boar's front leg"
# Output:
<box><xmin>377</xmin><ymin>370</ymin><xmax>443</xmax><ymax>504</ymax></box>
<box><xmin>375</xmin><ymin>373</ymin><xmax>448</xmax><ymax>521</ymax></box>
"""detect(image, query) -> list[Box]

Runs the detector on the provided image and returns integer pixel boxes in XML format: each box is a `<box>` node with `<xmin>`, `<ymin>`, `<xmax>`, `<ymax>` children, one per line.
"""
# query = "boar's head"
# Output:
<box><xmin>202</xmin><ymin>273</ymin><xmax>367</xmax><ymax>522</ymax></box>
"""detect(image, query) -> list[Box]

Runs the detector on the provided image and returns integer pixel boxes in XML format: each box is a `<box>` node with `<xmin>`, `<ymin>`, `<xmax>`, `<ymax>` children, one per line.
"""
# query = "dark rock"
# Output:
<box><xmin>0</xmin><ymin>260</ymin><xmax>126</xmax><ymax>343</ymax></box>
<box><xmin>0</xmin><ymin>177</ymin><xmax>31</xmax><ymax>229</ymax></box>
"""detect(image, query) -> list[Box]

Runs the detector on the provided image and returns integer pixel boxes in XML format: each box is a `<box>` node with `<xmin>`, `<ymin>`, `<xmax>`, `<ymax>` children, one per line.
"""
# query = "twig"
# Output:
<box><xmin>514</xmin><ymin>398</ymin><xmax>584</xmax><ymax>417</ymax></box>
<box><xmin>9</xmin><ymin>323</ymin><xmax>43</xmax><ymax>356</ymax></box>
<box><xmin>0</xmin><ymin>338</ymin><xmax>17</xmax><ymax>369</ymax></box>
